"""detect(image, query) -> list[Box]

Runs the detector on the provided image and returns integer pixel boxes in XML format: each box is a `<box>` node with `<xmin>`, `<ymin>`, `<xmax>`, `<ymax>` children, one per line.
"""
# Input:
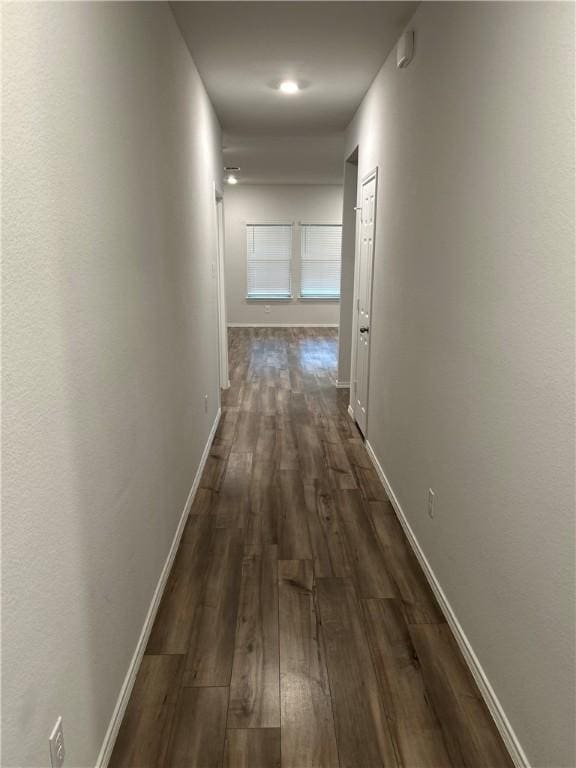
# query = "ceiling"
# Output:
<box><xmin>223</xmin><ymin>133</ymin><xmax>345</xmax><ymax>185</ymax></box>
<box><xmin>171</xmin><ymin>1</ymin><xmax>419</xmax><ymax>183</ymax></box>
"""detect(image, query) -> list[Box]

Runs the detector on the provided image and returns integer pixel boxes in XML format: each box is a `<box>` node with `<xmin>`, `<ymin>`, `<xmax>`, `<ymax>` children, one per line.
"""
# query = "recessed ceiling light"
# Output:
<box><xmin>224</xmin><ymin>166</ymin><xmax>240</xmax><ymax>185</ymax></box>
<box><xmin>279</xmin><ymin>80</ymin><xmax>299</xmax><ymax>95</ymax></box>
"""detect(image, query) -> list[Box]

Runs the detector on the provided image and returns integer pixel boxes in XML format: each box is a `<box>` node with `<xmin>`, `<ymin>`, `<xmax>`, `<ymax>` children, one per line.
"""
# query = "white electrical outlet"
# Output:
<box><xmin>264</xmin><ymin>304</ymin><xmax>271</xmax><ymax>314</ymax></box>
<box><xmin>427</xmin><ymin>488</ymin><xmax>435</xmax><ymax>519</ymax></box>
<box><xmin>49</xmin><ymin>717</ymin><xmax>65</xmax><ymax>767</ymax></box>
<box><xmin>204</xmin><ymin>394</ymin><xmax>208</xmax><ymax>413</ymax></box>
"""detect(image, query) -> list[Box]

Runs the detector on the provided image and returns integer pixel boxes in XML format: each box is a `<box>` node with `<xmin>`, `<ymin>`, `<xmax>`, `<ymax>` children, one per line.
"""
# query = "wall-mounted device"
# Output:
<box><xmin>397</xmin><ymin>31</ymin><xmax>414</xmax><ymax>69</ymax></box>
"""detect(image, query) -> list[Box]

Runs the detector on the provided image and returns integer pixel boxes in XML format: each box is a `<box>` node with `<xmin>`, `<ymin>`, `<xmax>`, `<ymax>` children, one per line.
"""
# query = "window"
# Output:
<box><xmin>246</xmin><ymin>224</ymin><xmax>292</xmax><ymax>299</ymax></box>
<box><xmin>300</xmin><ymin>224</ymin><xmax>342</xmax><ymax>299</ymax></box>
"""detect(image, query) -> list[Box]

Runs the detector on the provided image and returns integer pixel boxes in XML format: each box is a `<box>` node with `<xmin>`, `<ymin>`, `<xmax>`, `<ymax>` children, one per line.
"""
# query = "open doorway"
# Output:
<box><xmin>215</xmin><ymin>188</ymin><xmax>230</xmax><ymax>390</ymax></box>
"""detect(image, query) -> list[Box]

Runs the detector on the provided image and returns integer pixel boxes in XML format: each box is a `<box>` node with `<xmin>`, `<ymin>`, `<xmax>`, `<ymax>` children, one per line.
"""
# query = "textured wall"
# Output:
<box><xmin>2</xmin><ymin>3</ymin><xmax>222</xmax><ymax>765</ymax></box>
<box><xmin>224</xmin><ymin>184</ymin><xmax>343</xmax><ymax>325</ymax></box>
<box><xmin>337</xmin><ymin>159</ymin><xmax>359</xmax><ymax>384</ymax></box>
<box><xmin>345</xmin><ymin>2</ymin><xmax>575</xmax><ymax>765</ymax></box>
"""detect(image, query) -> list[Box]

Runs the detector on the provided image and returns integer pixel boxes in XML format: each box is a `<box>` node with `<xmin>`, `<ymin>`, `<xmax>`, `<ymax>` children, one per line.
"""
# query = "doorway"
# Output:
<box><xmin>351</xmin><ymin>167</ymin><xmax>378</xmax><ymax>436</ymax></box>
<box><xmin>215</xmin><ymin>189</ymin><xmax>230</xmax><ymax>390</ymax></box>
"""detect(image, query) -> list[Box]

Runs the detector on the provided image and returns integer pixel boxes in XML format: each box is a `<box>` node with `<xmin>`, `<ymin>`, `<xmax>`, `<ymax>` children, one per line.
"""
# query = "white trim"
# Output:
<box><xmin>95</xmin><ymin>408</ymin><xmax>222</xmax><ymax>768</ymax></box>
<box><xmin>364</xmin><ymin>439</ymin><xmax>530</xmax><ymax>768</ymax></box>
<box><xmin>228</xmin><ymin>322</ymin><xmax>339</xmax><ymax>328</ymax></box>
<box><xmin>335</xmin><ymin>380</ymin><xmax>350</xmax><ymax>388</ymax></box>
<box><xmin>347</xmin><ymin>404</ymin><xmax>355</xmax><ymax>420</ymax></box>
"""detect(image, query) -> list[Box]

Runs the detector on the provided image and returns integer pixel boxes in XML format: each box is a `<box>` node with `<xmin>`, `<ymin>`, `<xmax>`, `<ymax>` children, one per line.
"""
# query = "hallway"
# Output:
<box><xmin>3</xmin><ymin>1</ymin><xmax>574</xmax><ymax>764</ymax></box>
<box><xmin>110</xmin><ymin>328</ymin><xmax>512</xmax><ymax>768</ymax></box>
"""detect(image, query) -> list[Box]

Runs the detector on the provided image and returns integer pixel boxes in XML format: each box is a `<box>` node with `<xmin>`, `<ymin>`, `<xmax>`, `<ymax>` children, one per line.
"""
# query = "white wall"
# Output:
<box><xmin>345</xmin><ymin>3</ymin><xmax>575</xmax><ymax>766</ymax></box>
<box><xmin>337</xmin><ymin>156</ymin><xmax>359</xmax><ymax>385</ymax></box>
<box><xmin>224</xmin><ymin>185</ymin><xmax>343</xmax><ymax>325</ymax></box>
<box><xmin>2</xmin><ymin>3</ymin><xmax>222</xmax><ymax>765</ymax></box>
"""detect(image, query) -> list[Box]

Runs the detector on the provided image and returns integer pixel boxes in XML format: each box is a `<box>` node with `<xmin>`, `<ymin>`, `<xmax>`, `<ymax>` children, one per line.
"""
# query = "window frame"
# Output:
<box><xmin>245</xmin><ymin>222</ymin><xmax>294</xmax><ymax>301</ymax></box>
<box><xmin>298</xmin><ymin>222</ymin><xmax>343</xmax><ymax>301</ymax></box>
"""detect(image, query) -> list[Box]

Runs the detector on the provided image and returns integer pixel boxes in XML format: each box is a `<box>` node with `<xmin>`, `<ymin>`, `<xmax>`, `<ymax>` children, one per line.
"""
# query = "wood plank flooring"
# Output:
<box><xmin>110</xmin><ymin>327</ymin><xmax>513</xmax><ymax>768</ymax></box>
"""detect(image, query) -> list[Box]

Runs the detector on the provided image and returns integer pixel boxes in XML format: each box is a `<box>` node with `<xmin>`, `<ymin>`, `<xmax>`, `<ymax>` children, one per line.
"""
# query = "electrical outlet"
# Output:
<box><xmin>427</xmin><ymin>488</ymin><xmax>435</xmax><ymax>519</ymax></box>
<box><xmin>204</xmin><ymin>394</ymin><xmax>208</xmax><ymax>414</ymax></box>
<box><xmin>264</xmin><ymin>304</ymin><xmax>271</xmax><ymax>314</ymax></box>
<box><xmin>49</xmin><ymin>717</ymin><xmax>65</xmax><ymax>767</ymax></box>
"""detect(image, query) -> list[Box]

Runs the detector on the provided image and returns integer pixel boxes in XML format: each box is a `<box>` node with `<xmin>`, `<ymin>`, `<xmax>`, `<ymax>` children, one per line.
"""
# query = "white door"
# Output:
<box><xmin>352</xmin><ymin>169</ymin><xmax>377</xmax><ymax>435</ymax></box>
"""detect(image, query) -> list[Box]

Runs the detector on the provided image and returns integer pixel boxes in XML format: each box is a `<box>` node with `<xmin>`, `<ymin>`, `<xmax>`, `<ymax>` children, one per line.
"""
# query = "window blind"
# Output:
<box><xmin>300</xmin><ymin>224</ymin><xmax>342</xmax><ymax>299</ymax></box>
<box><xmin>246</xmin><ymin>224</ymin><xmax>292</xmax><ymax>299</ymax></box>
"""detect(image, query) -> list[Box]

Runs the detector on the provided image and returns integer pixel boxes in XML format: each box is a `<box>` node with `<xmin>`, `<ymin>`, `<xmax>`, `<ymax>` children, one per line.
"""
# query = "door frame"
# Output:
<box><xmin>214</xmin><ymin>184</ymin><xmax>230</xmax><ymax>390</ymax></box>
<box><xmin>350</xmin><ymin>166</ymin><xmax>378</xmax><ymax>435</ymax></box>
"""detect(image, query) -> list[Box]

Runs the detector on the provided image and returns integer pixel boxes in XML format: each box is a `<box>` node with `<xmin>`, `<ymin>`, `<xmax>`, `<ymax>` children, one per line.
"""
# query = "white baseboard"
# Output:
<box><xmin>347</xmin><ymin>404</ymin><xmax>355</xmax><ymax>419</ymax></box>
<box><xmin>95</xmin><ymin>407</ymin><xmax>222</xmax><ymax>768</ymax></box>
<box><xmin>364</xmin><ymin>440</ymin><xmax>530</xmax><ymax>768</ymax></box>
<box><xmin>335</xmin><ymin>380</ymin><xmax>350</xmax><ymax>388</ymax></box>
<box><xmin>228</xmin><ymin>322</ymin><xmax>339</xmax><ymax>328</ymax></box>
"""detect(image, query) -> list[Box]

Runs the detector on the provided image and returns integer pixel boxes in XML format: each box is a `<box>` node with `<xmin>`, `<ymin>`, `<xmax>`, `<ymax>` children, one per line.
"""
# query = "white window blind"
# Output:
<box><xmin>300</xmin><ymin>224</ymin><xmax>342</xmax><ymax>299</ymax></box>
<box><xmin>246</xmin><ymin>224</ymin><xmax>292</xmax><ymax>299</ymax></box>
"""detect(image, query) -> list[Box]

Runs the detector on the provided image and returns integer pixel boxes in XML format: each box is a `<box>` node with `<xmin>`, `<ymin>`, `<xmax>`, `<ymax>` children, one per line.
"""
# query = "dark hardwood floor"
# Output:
<box><xmin>110</xmin><ymin>327</ymin><xmax>513</xmax><ymax>768</ymax></box>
